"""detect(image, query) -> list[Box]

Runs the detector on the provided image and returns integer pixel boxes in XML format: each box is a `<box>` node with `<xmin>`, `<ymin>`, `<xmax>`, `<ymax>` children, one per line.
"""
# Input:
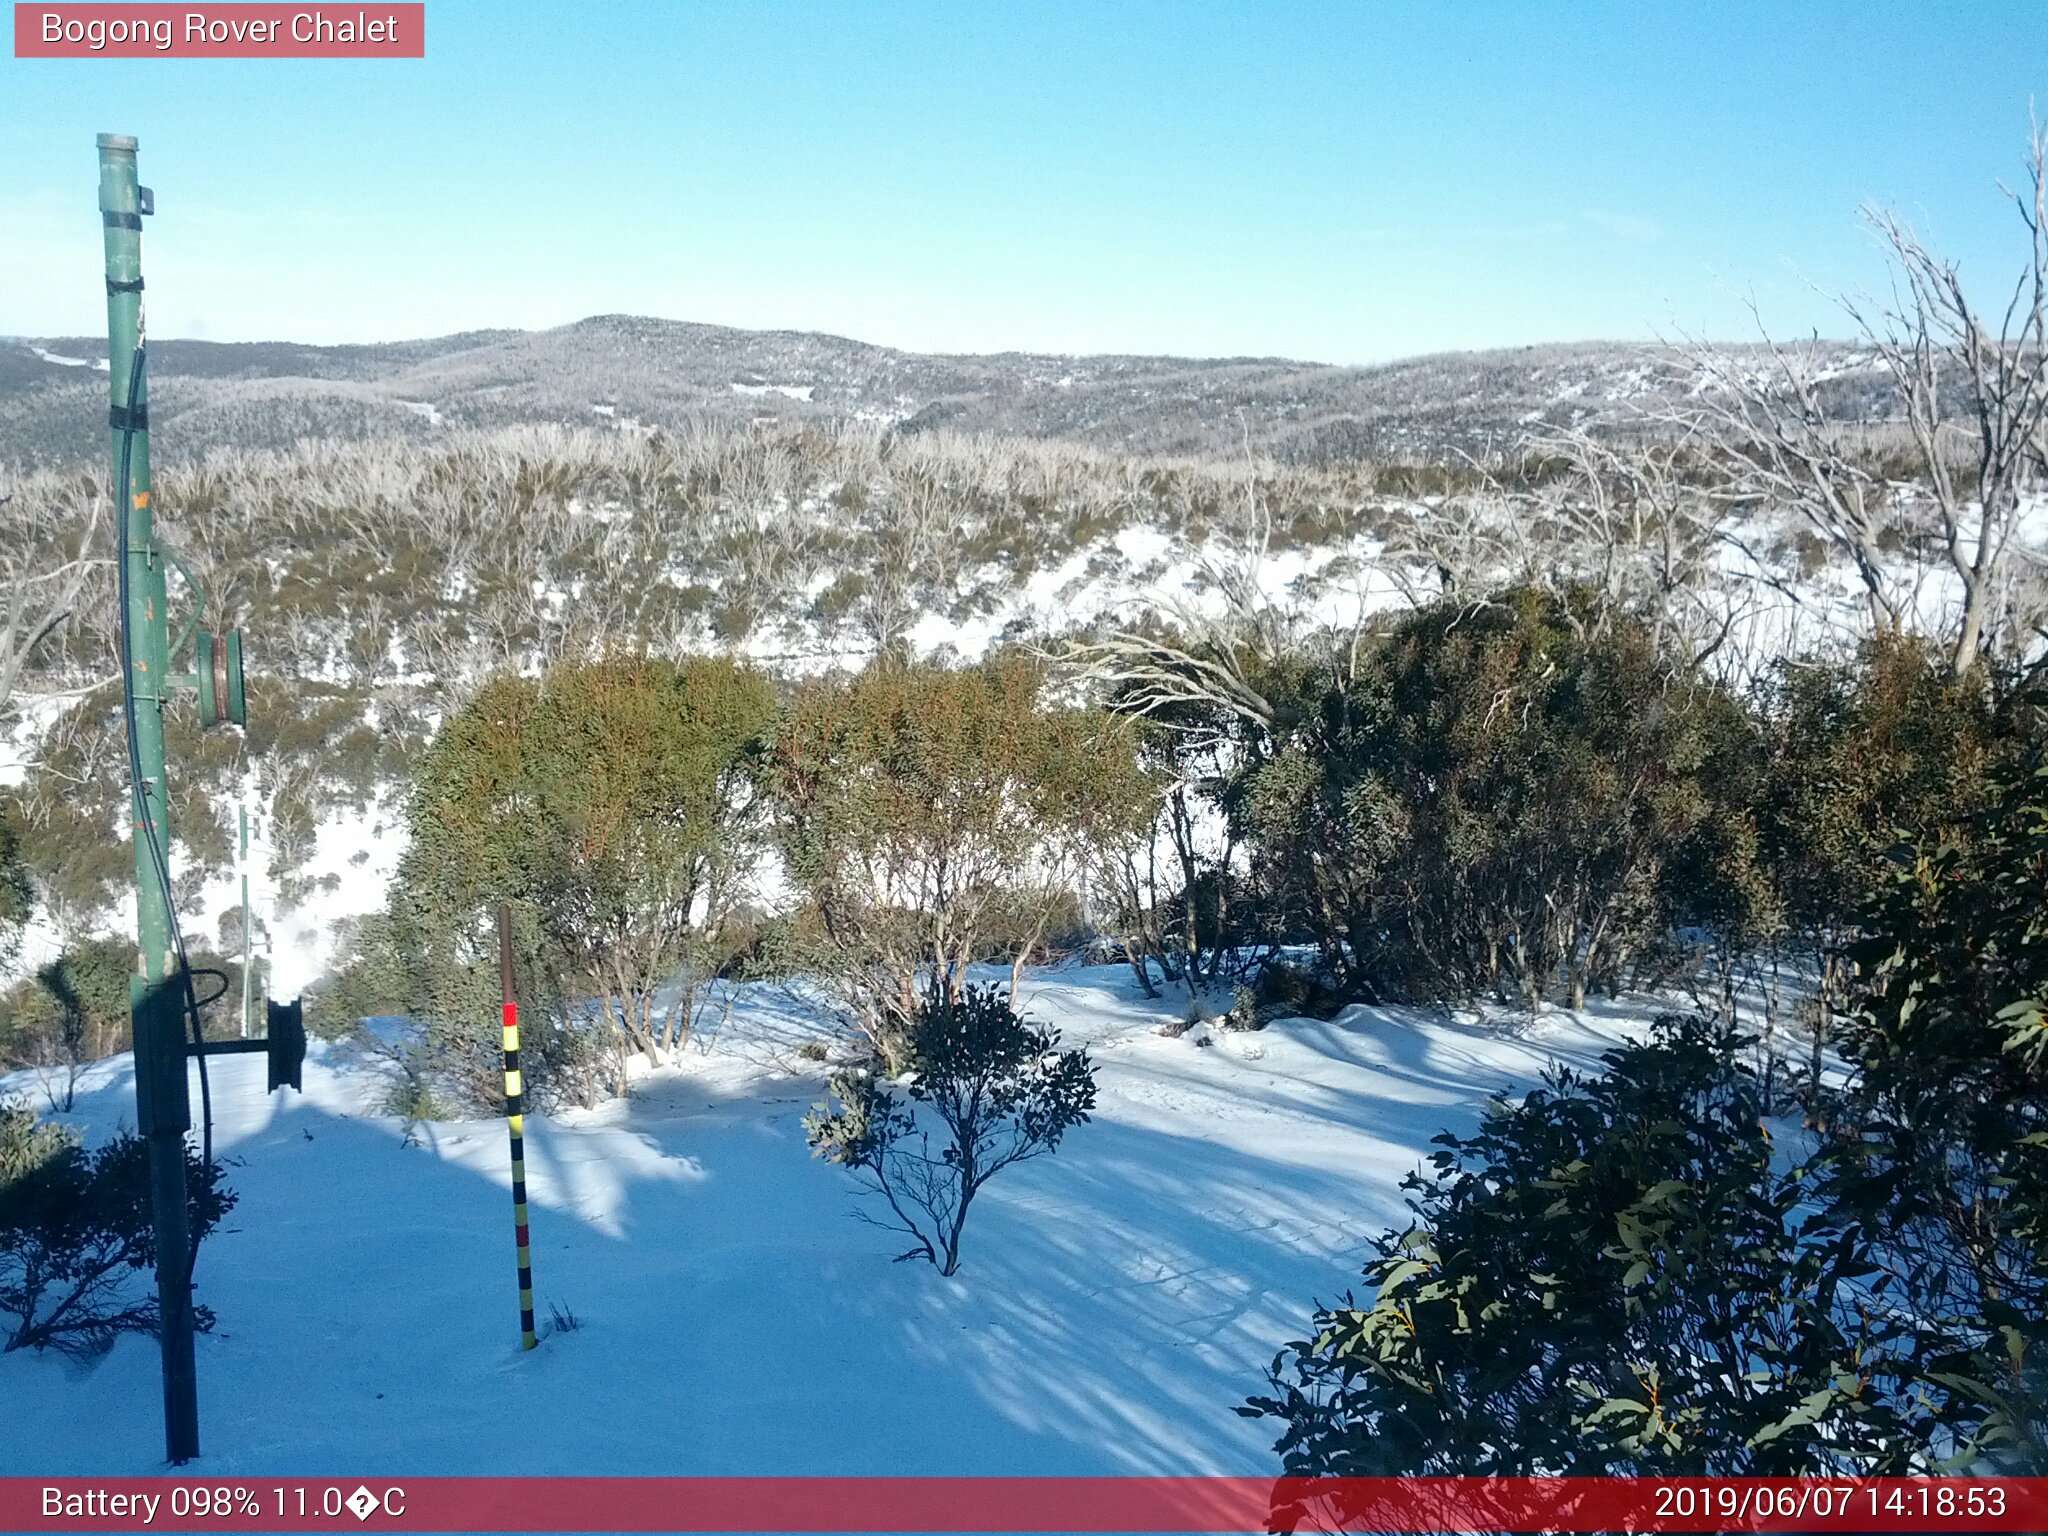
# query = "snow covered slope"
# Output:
<box><xmin>0</xmin><ymin>964</ymin><xmax>1645</xmax><ymax>1476</ymax></box>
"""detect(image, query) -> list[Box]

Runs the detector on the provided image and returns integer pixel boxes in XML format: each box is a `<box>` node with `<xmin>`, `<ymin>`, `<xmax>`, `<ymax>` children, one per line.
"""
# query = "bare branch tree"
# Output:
<box><xmin>1059</xmin><ymin>449</ymin><xmax>1308</xmax><ymax>733</ymax></box>
<box><xmin>1679</xmin><ymin>325</ymin><xmax>1923</xmax><ymax>638</ymax></box>
<box><xmin>1681</xmin><ymin>125</ymin><xmax>2048</xmax><ymax>676</ymax></box>
<box><xmin>0</xmin><ymin>521</ymin><xmax>105</xmax><ymax>726</ymax></box>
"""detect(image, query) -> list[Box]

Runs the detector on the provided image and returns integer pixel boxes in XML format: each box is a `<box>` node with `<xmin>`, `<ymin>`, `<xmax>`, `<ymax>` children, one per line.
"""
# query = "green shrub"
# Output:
<box><xmin>1832</xmin><ymin>746</ymin><xmax>2048</xmax><ymax>1465</ymax></box>
<box><xmin>302</xmin><ymin>913</ymin><xmax>406</xmax><ymax>1042</ymax></box>
<box><xmin>775</xmin><ymin>655</ymin><xmax>1153</xmax><ymax>1065</ymax></box>
<box><xmin>393</xmin><ymin>653</ymin><xmax>776</xmax><ymax>1106</ymax></box>
<box><xmin>1254</xmin><ymin>957</ymin><xmax>1343</xmax><ymax>1020</ymax></box>
<box><xmin>0</xmin><ymin>796</ymin><xmax>29</xmax><ymax>974</ymax></box>
<box><xmin>0</xmin><ymin>1100</ymin><xmax>72</xmax><ymax>1186</ymax></box>
<box><xmin>384</xmin><ymin>1061</ymin><xmax>455</xmax><ymax>1128</ymax></box>
<box><xmin>1750</xmin><ymin>634</ymin><xmax>2018</xmax><ymax>1096</ymax></box>
<box><xmin>8</xmin><ymin>700</ymin><xmax>129</xmax><ymax>924</ymax></box>
<box><xmin>0</xmin><ymin>938</ymin><xmax>136</xmax><ymax>1109</ymax></box>
<box><xmin>1234</xmin><ymin>587</ymin><xmax>1743</xmax><ymax>1008</ymax></box>
<box><xmin>1221</xmin><ymin>984</ymin><xmax>1264</xmax><ymax>1032</ymax></box>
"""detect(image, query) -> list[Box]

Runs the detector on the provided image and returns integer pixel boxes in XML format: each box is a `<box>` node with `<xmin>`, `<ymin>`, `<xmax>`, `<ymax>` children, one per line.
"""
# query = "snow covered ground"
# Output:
<box><xmin>0</xmin><ymin>963</ymin><xmax>1650</xmax><ymax>1476</ymax></box>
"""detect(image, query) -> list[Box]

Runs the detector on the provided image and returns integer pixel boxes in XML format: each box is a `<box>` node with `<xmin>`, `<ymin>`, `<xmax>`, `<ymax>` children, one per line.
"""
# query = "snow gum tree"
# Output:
<box><xmin>804</xmin><ymin>984</ymin><xmax>1095</xmax><ymax>1275</ymax></box>
<box><xmin>1233</xmin><ymin>586</ymin><xmax>1744</xmax><ymax>1008</ymax></box>
<box><xmin>0</xmin><ymin>802</ymin><xmax>28</xmax><ymax>979</ymax></box>
<box><xmin>772</xmin><ymin>655</ymin><xmax>1154</xmax><ymax>1067</ymax></box>
<box><xmin>1683</xmin><ymin>127</ymin><xmax>2048</xmax><ymax>678</ymax></box>
<box><xmin>395</xmin><ymin>653</ymin><xmax>777</xmax><ymax>1102</ymax></box>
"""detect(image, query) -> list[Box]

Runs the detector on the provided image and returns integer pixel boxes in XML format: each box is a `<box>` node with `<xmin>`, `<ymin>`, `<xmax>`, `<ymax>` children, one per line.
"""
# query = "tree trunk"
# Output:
<box><xmin>1950</xmin><ymin>590</ymin><xmax>1985</xmax><ymax>680</ymax></box>
<box><xmin>1126</xmin><ymin>947</ymin><xmax>1158</xmax><ymax>998</ymax></box>
<box><xmin>1760</xmin><ymin>949</ymin><xmax>1780</xmax><ymax>1112</ymax></box>
<box><xmin>611</xmin><ymin>990</ymin><xmax>661</xmax><ymax>1067</ymax></box>
<box><xmin>1804</xmin><ymin>945</ymin><xmax>1837</xmax><ymax>1128</ymax></box>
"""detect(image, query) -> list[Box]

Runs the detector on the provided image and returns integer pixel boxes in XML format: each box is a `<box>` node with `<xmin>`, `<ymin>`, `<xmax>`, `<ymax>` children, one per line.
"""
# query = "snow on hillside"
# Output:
<box><xmin>0</xmin><ymin>963</ymin><xmax>1648</xmax><ymax>1476</ymax></box>
<box><xmin>260</xmin><ymin>794</ymin><xmax>406</xmax><ymax>998</ymax></box>
<box><xmin>730</xmin><ymin>382</ymin><xmax>816</xmax><ymax>402</ymax></box>
<box><xmin>26</xmin><ymin>345</ymin><xmax>106</xmax><ymax>372</ymax></box>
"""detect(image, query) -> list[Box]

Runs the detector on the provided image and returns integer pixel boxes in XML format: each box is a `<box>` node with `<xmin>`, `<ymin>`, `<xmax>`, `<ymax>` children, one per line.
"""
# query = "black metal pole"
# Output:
<box><xmin>132</xmin><ymin>975</ymin><xmax>199</xmax><ymax>1462</ymax></box>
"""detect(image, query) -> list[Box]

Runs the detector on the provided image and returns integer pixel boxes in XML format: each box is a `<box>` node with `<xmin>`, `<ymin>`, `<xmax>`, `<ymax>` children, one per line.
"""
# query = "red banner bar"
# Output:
<box><xmin>13</xmin><ymin>4</ymin><xmax>424</xmax><ymax>57</ymax></box>
<box><xmin>4</xmin><ymin>1477</ymin><xmax>2047</xmax><ymax>1532</ymax></box>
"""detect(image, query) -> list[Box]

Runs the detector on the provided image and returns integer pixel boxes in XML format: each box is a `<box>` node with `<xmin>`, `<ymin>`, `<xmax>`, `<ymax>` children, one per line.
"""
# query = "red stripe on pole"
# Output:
<box><xmin>515</xmin><ymin>1223</ymin><xmax>529</xmax><ymax>1245</ymax></box>
<box><xmin>15</xmin><ymin>4</ymin><xmax>425</xmax><ymax>57</ymax></box>
<box><xmin>503</xmin><ymin>1001</ymin><xmax>517</xmax><ymax>1030</ymax></box>
<box><xmin>3</xmin><ymin>1477</ymin><xmax>2045</xmax><ymax>1532</ymax></box>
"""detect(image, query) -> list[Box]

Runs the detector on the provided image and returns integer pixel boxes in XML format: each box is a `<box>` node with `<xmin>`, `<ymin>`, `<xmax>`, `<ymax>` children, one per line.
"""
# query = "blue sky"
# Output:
<box><xmin>4</xmin><ymin>2</ymin><xmax>2047</xmax><ymax>362</ymax></box>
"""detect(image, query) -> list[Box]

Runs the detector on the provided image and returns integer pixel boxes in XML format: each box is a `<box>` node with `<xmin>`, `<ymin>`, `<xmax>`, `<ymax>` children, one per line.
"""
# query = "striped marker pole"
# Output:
<box><xmin>498</xmin><ymin>905</ymin><xmax>538</xmax><ymax>1351</ymax></box>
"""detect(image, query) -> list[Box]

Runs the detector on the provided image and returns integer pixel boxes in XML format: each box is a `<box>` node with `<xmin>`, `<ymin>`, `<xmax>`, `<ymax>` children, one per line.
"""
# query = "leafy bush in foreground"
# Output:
<box><xmin>0</xmin><ymin>1104</ymin><xmax>235</xmax><ymax>1357</ymax></box>
<box><xmin>1832</xmin><ymin>750</ymin><xmax>2048</xmax><ymax>1466</ymax></box>
<box><xmin>1242</xmin><ymin>1017</ymin><xmax>1940</xmax><ymax>1474</ymax></box>
<box><xmin>805</xmin><ymin>984</ymin><xmax>1095</xmax><ymax>1276</ymax></box>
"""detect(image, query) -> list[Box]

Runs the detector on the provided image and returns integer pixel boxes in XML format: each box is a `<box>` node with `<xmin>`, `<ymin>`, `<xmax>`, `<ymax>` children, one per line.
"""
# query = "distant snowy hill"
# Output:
<box><xmin>0</xmin><ymin>317</ymin><xmax>1891</xmax><ymax>468</ymax></box>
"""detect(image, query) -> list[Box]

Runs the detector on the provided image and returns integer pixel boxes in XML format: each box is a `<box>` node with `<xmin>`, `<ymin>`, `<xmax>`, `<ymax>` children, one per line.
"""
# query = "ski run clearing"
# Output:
<box><xmin>0</xmin><ymin>963</ymin><xmax>1651</xmax><ymax>1476</ymax></box>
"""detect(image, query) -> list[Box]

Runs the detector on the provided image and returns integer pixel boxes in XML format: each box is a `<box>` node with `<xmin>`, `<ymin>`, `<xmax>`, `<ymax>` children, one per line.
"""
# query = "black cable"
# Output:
<box><xmin>112</xmin><ymin>337</ymin><xmax>217</xmax><ymax>1269</ymax></box>
<box><xmin>185</xmin><ymin>966</ymin><xmax>232</xmax><ymax>1013</ymax></box>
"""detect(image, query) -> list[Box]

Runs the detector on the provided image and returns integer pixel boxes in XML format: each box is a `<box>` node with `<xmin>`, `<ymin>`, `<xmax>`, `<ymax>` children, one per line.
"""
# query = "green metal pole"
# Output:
<box><xmin>100</xmin><ymin>131</ymin><xmax>200</xmax><ymax>1466</ymax></box>
<box><xmin>239</xmin><ymin>803</ymin><xmax>251</xmax><ymax>1039</ymax></box>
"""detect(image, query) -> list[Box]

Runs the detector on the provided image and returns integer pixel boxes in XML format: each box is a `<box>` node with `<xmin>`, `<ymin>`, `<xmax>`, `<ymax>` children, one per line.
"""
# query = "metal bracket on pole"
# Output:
<box><xmin>187</xmin><ymin>999</ymin><xmax>305</xmax><ymax>1091</ymax></box>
